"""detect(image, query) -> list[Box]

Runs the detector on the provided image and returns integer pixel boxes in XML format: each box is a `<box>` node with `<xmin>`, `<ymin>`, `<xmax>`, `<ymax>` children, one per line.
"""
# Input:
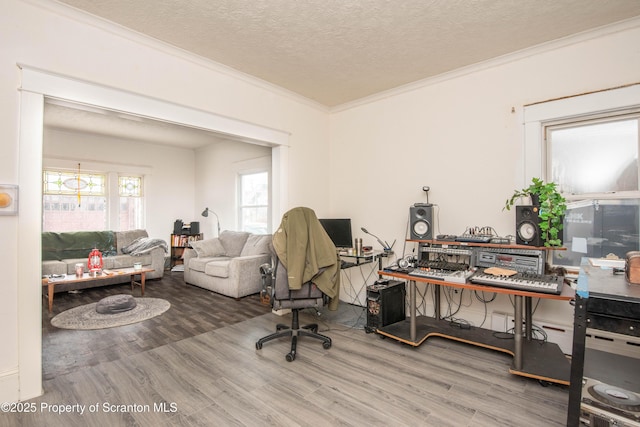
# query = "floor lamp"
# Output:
<box><xmin>201</xmin><ymin>208</ymin><xmax>221</xmax><ymax>237</ymax></box>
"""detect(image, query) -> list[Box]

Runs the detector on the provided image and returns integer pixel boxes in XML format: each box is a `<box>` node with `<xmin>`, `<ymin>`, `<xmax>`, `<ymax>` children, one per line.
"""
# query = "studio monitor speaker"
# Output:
<box><xmin>515</xmin><ymin>205</ymin><xmax>542</xmax><ymax>246</ymax></box>
<box><xmin>409</xmin><ymin>204</ymin><xmax>433</xmax><ymax>240</ymax></box>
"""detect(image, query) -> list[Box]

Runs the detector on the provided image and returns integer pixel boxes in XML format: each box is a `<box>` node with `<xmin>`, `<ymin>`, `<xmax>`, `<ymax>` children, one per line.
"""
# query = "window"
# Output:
<box><xmin>119</xmin><ymin>176</ymin><xmax>144</xmax><ymax>230</ymax></box>
<box><xmin>43</xmin><ymin>169</ymin><xmax>144</xmax><ymax>232</ymax></box>
<box><xmin>239</xmin><ymin>171</ymin><xmax>269</xmax><ymax>234</ymax></box>
<box><xmin>524</xmin><ymin>84</ymin><xmax>640</xmax><ymax>269</ymax></box>
<box><xmin>546</xmin><ymin>114</ymin><xmax>640</xmax><ymax>267</ymax></box>
<box><xmin>548</xmin><ymin>117</ymin><xmax>638</xmax><ymax>195</ymax></box>
<box><xmin>43</xmin><ymin>169</ymin><xmax>107</xmax><ymax>231</ymax></box>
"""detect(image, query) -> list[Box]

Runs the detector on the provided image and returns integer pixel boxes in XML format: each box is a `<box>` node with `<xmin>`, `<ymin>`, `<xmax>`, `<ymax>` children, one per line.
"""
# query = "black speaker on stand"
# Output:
<box><xmin>409</xmin><ymin>204</ymin><xmax>433</xmax><ymax>240</ymax></box>
<box><xmin>516</xmin><ymin>205</ymin><xmax>542</xmax><ymax>246</ymax></box>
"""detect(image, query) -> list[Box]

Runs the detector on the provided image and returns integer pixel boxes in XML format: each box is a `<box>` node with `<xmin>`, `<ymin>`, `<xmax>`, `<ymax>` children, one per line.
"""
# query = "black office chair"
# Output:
<box><xmin>256</xmin><ymin>259</ymin><xmax>331</xmax><ymax>361</ymax></box>
<box><xmin>255</xmin><ymin>206</ymin><xmax>339</xmax><ymax>361</ymax></box>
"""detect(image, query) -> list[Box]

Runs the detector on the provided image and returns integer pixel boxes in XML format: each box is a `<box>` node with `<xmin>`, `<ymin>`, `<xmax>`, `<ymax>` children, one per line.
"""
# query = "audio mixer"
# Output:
<box><xmin>408</xmin><ymin>267</ymin><xmax>475</xmax><ymax>284</ymax></box>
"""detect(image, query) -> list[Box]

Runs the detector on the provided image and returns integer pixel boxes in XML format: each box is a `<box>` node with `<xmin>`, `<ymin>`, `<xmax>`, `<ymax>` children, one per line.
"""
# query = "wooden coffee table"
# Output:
<box><xmin>42</xmin><ymin>267</ymin><xmax>154</xmax><ymax>312</ymax></box>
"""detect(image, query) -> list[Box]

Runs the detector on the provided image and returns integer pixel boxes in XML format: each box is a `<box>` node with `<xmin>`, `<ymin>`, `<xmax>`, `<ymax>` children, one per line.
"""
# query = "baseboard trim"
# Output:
<box><xmin>0</xmin><ymin>369</ymin><xmax>20</xmax><ymax>402</ymax></box>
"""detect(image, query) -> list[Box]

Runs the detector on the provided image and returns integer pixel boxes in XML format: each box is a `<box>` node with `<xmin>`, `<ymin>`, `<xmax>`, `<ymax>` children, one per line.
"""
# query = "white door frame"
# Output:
<box><xmin>17</xmin><ymin>65</ymin><xmax>289</xmax><ymax>399</ymax></box>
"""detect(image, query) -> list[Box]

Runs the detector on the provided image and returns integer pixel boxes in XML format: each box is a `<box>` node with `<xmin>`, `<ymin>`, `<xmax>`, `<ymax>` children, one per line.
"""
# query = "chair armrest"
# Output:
<box><xmin>259</xmin><ymin>261</ymin><xmax>274</xmax><ymax>304</ymax></box>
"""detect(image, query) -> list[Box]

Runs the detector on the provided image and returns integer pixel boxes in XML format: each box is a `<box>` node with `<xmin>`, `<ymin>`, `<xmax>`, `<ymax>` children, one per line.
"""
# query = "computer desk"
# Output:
<box><xmin>339</xmin><ymin>250</ymin><xmax>393</xmax><ymax>303</ymax></box>
<box><xmin>377</xmin><ymin>270</ymin><xmax>575</xmax><ymax>385</ymax></box>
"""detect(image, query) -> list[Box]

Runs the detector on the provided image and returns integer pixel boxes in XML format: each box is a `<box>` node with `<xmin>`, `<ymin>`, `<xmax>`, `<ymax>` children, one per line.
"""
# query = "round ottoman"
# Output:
<box><xmin>96</xmin><ymin>294</ymin><xmax>137</xmax><ymax>314</ymax></box>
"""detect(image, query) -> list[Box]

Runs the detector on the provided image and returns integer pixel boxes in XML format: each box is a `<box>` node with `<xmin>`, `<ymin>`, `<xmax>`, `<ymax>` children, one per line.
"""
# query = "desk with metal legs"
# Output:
<box><xmin>377</xmin><ymin>271</ymin><xmax>575</xmax><ymax>384</ymax></box>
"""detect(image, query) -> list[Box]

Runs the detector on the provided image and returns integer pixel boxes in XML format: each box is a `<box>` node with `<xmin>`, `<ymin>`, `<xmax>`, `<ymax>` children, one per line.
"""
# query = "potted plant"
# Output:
<box><xmin>504</xmin><ymin>177</ymin><xmax>567</xmax><ymax>247</ymax></box>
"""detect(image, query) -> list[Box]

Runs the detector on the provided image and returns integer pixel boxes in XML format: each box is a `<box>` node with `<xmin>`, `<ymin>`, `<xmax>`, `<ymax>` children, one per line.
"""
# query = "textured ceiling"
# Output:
<box><xmin>55</xmin><ymin>0</ymin><xmax>640</xmax><ymax>107</ymax></box>
<box><xmin>45</xmin><ymin>0</ymin><xmax>640</xmax><ymax>148</ymax></box>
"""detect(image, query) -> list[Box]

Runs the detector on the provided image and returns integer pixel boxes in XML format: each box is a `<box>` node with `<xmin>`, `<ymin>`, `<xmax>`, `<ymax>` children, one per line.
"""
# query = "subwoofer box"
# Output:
<box><xmin>365</xmin><ymin>279</ymin><xmax>406</xmax><ymax>333</ymax></box>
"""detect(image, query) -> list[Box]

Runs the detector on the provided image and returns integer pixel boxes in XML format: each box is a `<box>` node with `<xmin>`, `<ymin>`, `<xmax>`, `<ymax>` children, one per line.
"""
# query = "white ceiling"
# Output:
<box><xmin>45</xmin><ymin>0</ymin><xmax>640</xmax><ymax>148</ymax></box>
<box><xmin>55</xmin><ymin>0</ymin><xmax>640</xmax><ymax>107</ymax></box>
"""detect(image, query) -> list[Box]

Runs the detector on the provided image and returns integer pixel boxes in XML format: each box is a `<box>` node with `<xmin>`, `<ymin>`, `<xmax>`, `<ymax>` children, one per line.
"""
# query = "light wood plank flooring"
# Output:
<box><xmin>2</xmin><ymin>273</ymin><xmax>569</xmax><ymax>426</ymax></box>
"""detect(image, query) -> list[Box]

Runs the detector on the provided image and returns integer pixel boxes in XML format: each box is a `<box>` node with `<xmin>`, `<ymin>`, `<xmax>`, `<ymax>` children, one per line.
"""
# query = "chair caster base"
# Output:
<box><xmin>255</xmin><ymin>310</ymin><xmax>332</xmax><ymax>361</ymax></box>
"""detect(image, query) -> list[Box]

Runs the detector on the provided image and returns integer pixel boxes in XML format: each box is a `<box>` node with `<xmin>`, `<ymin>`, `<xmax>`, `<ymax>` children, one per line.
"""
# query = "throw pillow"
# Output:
<box><xmin>218</xmin><ymin>231</ymin><xmax>250</xmax><ymax>257</ymax></box>
<box><xmin>190</xmin><ymin>238</ymin><xmax>226</xmax><ymax>258</ymax></box>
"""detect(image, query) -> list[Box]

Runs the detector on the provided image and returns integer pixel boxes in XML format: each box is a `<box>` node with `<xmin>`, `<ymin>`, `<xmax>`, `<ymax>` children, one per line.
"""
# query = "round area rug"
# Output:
<box><xmin>51</xmin><ymin>297</ymin><xmax>170</xmax><ymax>330</ymax></box>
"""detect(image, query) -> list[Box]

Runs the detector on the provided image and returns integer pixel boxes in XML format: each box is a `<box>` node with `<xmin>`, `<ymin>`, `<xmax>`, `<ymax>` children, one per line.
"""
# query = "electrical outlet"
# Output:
<box><xmin>491</xmin><ymin>312</ymin><xmax>508</xmax><ymax>332</ymax></box>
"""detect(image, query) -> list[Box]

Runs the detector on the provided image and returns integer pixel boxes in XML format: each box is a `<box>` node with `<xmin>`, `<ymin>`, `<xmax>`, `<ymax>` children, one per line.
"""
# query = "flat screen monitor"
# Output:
<box><xmin>319</xmin><ymin>218</ymin><xmax>353</xmax><ymax>249</ymax></box>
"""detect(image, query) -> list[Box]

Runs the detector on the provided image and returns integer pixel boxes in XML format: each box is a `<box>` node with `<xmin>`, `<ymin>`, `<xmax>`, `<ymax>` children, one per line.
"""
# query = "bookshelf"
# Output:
<box><xmin>170</xmin><ymin>233</ymin><xmax>203</xmax><ymax>270</ymax></box>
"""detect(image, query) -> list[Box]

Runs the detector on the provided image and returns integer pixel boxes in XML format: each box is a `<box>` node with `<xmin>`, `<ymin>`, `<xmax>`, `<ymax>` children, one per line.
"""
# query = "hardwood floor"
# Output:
<box><xmin>2</xmin><ymin>273</ymin><xmax>569</xmax><ymax>426</ymax></box>
<box><xmin>41</xmin><ymin>271</ymin><xmax>272</xmax><ymax>380</ymax></box>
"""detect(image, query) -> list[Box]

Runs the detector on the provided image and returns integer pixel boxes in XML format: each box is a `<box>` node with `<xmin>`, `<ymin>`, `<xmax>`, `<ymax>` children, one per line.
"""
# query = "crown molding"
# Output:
<box><xmin>23</xmin><ymin>0</ymin><xmax>329</xmax><ymax>113</ymax></box>
<box><xmin>331</xmin><ymin>16</ymin><xmax>640</xmax><ymax>113</ymax></box>
<box><xmin>21</xmin><ymin>0</ymin><xmax>640</xmax><ymax>115</ymax></box>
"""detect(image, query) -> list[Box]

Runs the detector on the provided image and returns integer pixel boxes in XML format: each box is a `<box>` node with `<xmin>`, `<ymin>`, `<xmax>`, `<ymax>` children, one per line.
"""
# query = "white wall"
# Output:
<box><xmin>3</xmin><ymin>0</ymin><xmax>640</xmax><ymax>403</ymax></box>
<box><xmin>195</xmin><ymin>140</ymin><xmax>272</xmax><ymax>236</ymax></box>
<box><xmin>330</xmin><ymin>22</ymin><xmax>640</xmax><ymax>323</ymax></box>
<box><xmin>1</xmin><ymin>0</ymin><xmax>328</xmax><ymax>402</ymax></box>
<box><xmin>43</xmin><ymin>128</ymin><xmax>196</xmax><ymax>241</ymax></box>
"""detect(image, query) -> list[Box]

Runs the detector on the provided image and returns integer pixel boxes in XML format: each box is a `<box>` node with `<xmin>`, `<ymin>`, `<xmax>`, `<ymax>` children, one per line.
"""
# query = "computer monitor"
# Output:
<box><xmin>319</xmin><ymin>218</ymin><xmax>353</xmax><ymax>249</ymax></box>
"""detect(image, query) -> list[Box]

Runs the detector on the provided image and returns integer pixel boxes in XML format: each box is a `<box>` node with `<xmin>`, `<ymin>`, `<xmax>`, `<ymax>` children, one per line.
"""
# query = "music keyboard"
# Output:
<box><xmin>470</xmin><ymin>271</ymin><xmax>564</xmax><ymax>295</ymax></box>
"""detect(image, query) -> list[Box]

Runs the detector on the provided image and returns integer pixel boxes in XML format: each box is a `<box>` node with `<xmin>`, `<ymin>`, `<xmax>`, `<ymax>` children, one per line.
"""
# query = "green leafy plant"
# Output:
<box><xmin>504</xmin><ymin>177</ymin><xmax>567</xmax><ymax>247</ymax></box>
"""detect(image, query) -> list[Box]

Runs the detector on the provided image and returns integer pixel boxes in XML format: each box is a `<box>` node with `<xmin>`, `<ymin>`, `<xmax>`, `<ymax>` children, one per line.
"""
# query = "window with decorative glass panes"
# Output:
<box><xmin>43</xmin><ymin>169</ymin><xmax>107</xmax><ymax>231</ymax></box>
<box><xmin>119</xmin><ymin>175</ymin><xmax>144</xmax><ymax>231</ymax></box>
<box><xmin>42</xmin><ymin>169</ymin><xmax>144</xmax><ymax>232</ymax></box>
